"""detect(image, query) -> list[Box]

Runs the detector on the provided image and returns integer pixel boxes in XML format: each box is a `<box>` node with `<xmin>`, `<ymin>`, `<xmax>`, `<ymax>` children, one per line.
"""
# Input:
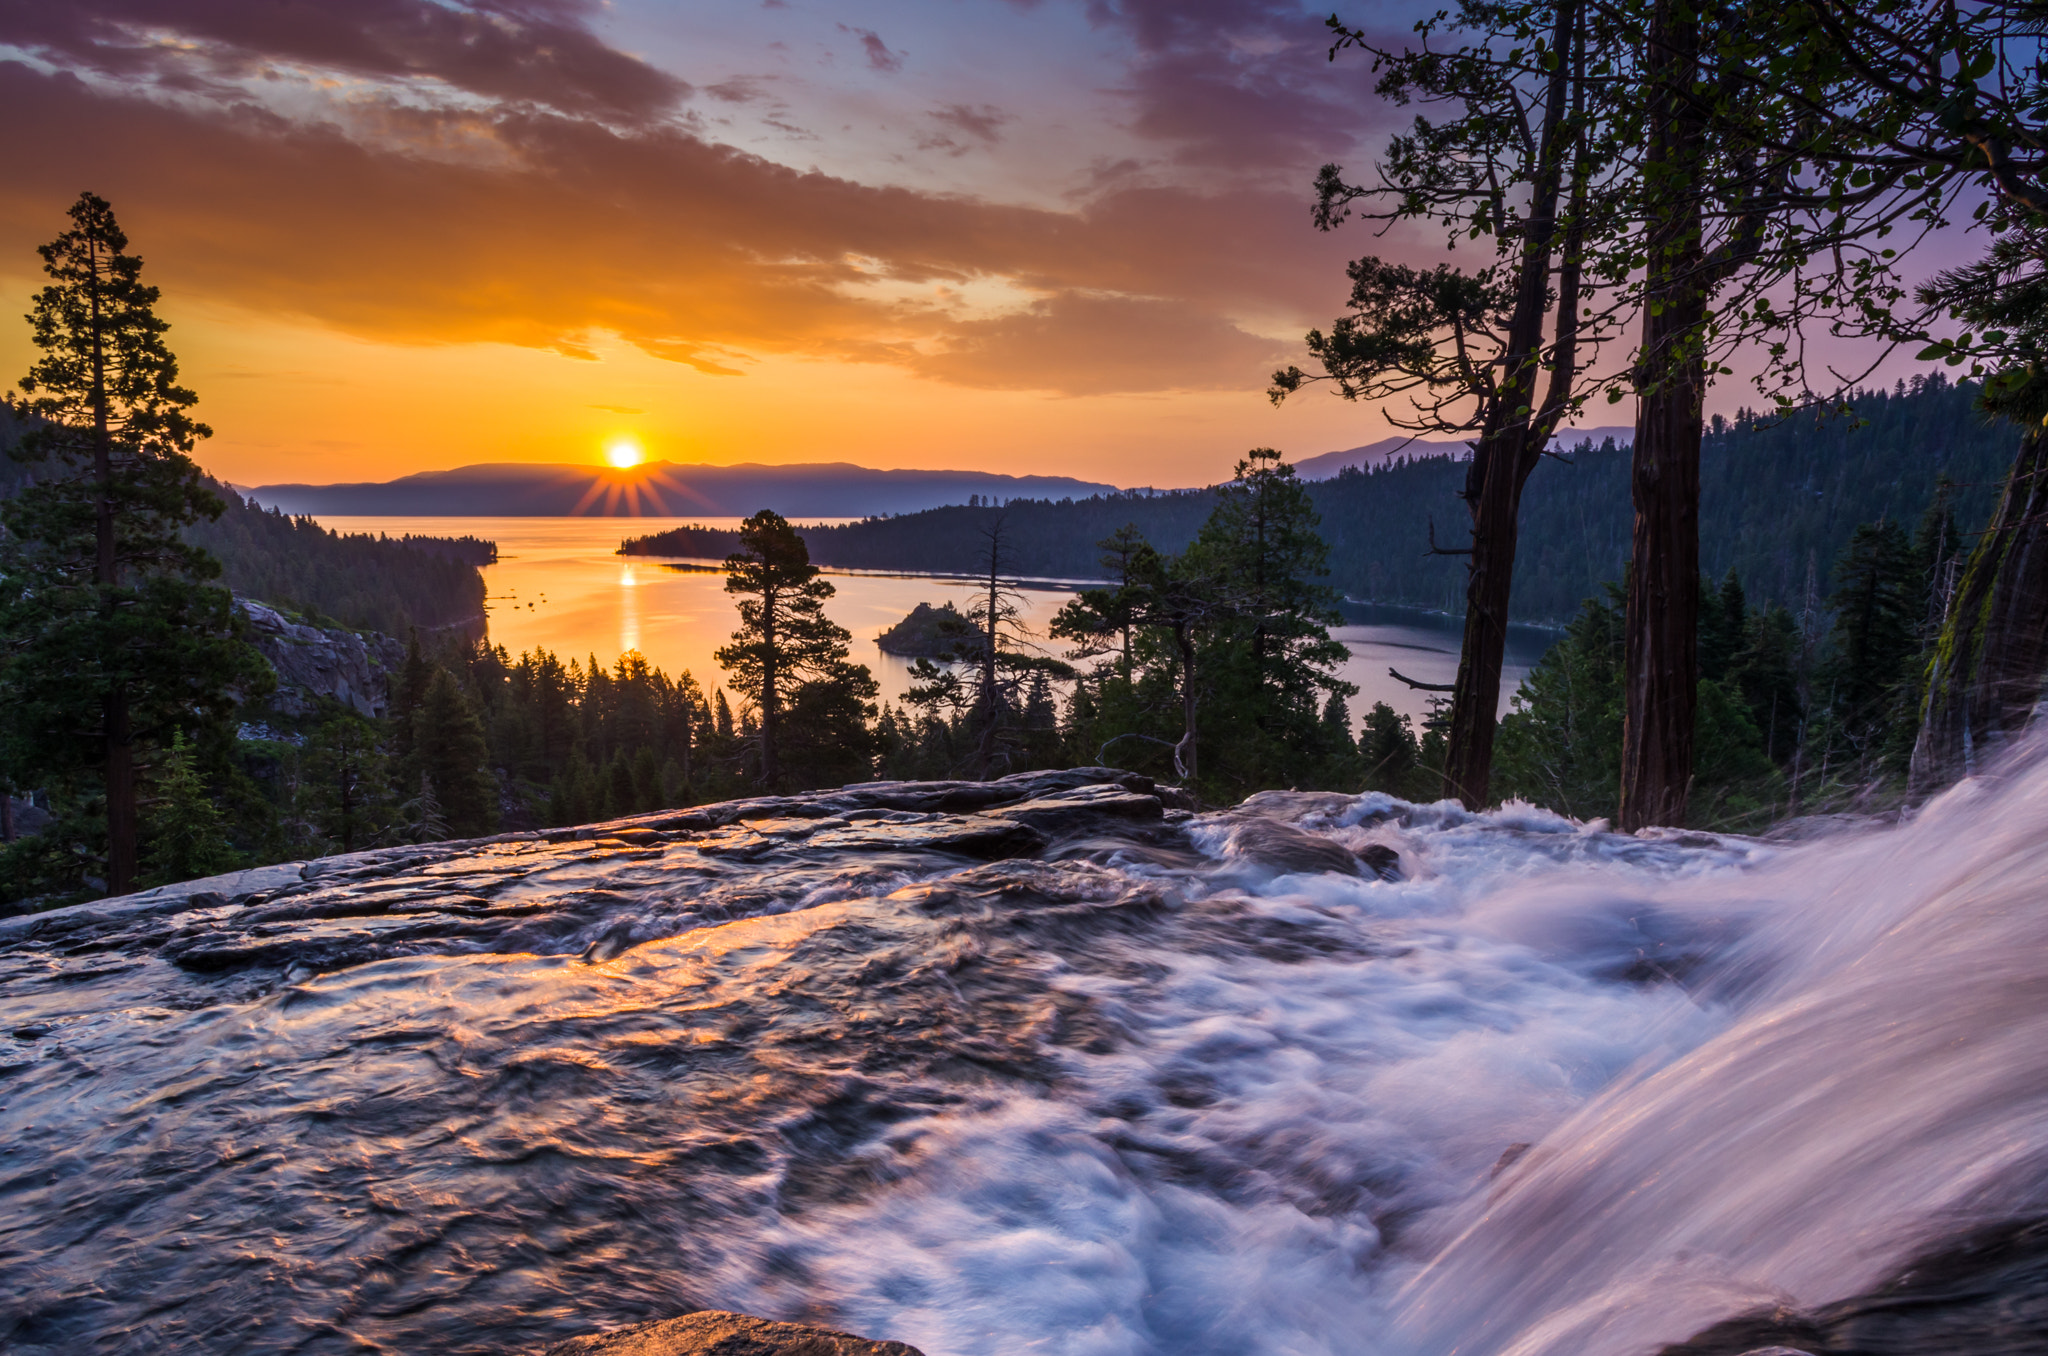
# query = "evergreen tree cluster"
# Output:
<box><xmin>1048</xmin><ymin>450</ymin><xmax>1373</xmax><ymax>801</ymax></box>
<box><xmin>1492</xmin><ymin>484</ymin><xmax>1964</xmax><ymax>827</ymax></box>
<box><xmin>186</xmin><ymin>487</ymin><xmax>491</xmax><ymax>636</ymax></box>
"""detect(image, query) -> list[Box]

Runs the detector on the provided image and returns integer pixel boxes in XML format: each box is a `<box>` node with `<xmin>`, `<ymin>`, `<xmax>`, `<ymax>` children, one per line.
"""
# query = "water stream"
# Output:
<box><xmin>5</xmin><ymin>751</ymin><xmax>2048</xmax><ymax>1355</ymax></box>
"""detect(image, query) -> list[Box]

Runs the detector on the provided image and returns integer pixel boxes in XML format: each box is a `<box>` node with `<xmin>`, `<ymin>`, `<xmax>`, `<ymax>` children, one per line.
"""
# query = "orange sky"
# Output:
<box><xmin>0</xmin><ymin>2</ymin><xmax>1443</xmax><ymax>491</ymax></box>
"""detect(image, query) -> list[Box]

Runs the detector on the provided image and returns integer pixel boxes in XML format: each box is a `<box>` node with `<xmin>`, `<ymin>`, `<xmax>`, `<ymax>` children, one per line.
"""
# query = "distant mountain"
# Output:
<box><xmin>1292</xmin><ymin>437</ymin><xmax>1467</xmax><ymax>479</ymax></box>
<box><xmin>1292</xmin><ymin>425</ymin><xmax>1636</xmax><ymax>481</ymax></box>
<box><xmin>248</xmin><ymin>460</ymin><xmax>1120</xmax><ymax>518</ymax></box>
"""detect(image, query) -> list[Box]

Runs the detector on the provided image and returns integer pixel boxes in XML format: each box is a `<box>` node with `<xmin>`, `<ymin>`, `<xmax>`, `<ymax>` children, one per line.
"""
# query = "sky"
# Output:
<box><xmin>0</xmin><ymin>0</ymin><xmax>1952</xmax><ymax>492</ymax></box>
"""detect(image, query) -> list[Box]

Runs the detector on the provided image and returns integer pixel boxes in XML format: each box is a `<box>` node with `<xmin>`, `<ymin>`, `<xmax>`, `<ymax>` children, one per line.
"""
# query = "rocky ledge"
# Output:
<box><xmin>0</xmin><ymin>767</ymin><xmax>1187</xmax><ymax>983</ymax></box>
<box><xmin>542</xmin><ymin>1310</ymin><xmax>924</xmax><ymax>1356</ymax></box>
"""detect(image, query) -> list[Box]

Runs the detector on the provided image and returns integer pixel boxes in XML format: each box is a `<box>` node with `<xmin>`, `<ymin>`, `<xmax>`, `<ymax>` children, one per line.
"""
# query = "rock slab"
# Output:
<box><xmin>541</xmin><ymin>1310</ymin><xmax>926</xmax><ymax>1356</ymax></box>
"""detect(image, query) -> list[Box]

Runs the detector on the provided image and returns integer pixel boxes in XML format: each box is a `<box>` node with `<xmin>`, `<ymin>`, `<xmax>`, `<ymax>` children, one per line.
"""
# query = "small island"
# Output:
<box><xmin>876</xmin><ymin>601</ymin><xmax>986</xmax><ymax>659</ymax></box>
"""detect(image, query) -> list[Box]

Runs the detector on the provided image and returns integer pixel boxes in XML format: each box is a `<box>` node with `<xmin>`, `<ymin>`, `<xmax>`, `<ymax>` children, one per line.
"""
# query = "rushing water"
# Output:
<box><xmin>9</xmin><ymin>748</ymin><xmax>2048</xmax><ymax>1355</ymax></box>
<box><xmin>316</xmin><ymin>516</ymin><xmax>1548</xmax><ymax>724</ymax></box>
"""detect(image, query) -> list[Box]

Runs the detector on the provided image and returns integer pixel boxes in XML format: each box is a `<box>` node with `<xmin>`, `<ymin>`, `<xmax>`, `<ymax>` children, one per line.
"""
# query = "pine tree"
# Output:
<box><xmin>1819</xmin><ymin>519</ymin><xmax>1920</xmax><ymax>752</ymax></box>
<box><xmin>714</xmin><ymin>510</ymin><xmax>877</xmax><ymax>789</ymax></box>
<box><xmin>411</xmin><ymin>667</ymin><xmax>498</xmax><ymax>837</ymax></box>
<box><xmin>304</xmin><ymin>709</ymin><xmax>390</xmax><ymax>854</ymax></box>
<box><xmin>400</xmin><ymin>773</ymin><xmax>449</xmax><ymax>845</ymax></box>
<box><xmin>142</xmin><ymin>730</ymin><xmax>238</xmax><ymax>886</ymax></box>
<box><xmin>1</xmin><ymin>192</ymin><xmax>269</xmax><ymax>895</ymax></box>
<box><xmin>1731</xmin><ymin>604</ymin><xmax>1803</xmax><ymax>765</ymax></box>
<box><xmin>1183</xmin><ymin>449</ymin><xmax>1355</xmax><ymax>794</ymax></box>
<box><xmin>1359</xmin><ymin>702</ymin><xmax>1423</xmax><ymax>796</ymax></box>
<box><xmin>1495</xmin><ymin>587</ymin><xmax>1628</xmax><ymax>820</ymax></box>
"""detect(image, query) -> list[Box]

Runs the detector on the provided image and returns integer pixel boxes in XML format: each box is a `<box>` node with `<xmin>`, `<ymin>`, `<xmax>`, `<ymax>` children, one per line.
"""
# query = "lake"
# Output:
<box><xmin>318</xmin><ymin>516</ymin><xmax>1555</xmax><ymax>726</ymax></box>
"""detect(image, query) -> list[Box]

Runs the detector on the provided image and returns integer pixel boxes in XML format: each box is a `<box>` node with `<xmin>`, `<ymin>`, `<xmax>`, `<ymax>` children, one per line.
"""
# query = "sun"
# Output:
<box><xmin>604</xmin><ymin>436</ymin><xmax>643</xmax><ymax>469</ymax></box>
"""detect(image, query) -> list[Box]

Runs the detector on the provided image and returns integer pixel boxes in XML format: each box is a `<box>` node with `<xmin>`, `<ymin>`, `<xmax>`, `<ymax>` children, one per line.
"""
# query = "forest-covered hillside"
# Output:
<box><xmin>187</xmin><ymin>488</ymin><xmax>488</xmax><ymax>636</ymax></box>
<box><xmin>622</xmin><ymin>375</ymin><xmax>2017</xmax><ymax>623</ymax></box>
<box><xmin>0</xmin><ymin>402</ymin><xmax>487</xmax><ymax>636</ymax></box>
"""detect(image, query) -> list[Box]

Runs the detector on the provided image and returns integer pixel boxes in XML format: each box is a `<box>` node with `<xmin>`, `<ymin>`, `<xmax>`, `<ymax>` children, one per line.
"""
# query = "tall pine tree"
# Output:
<box><xmin>2</xmin><ymin>193</ymin><xmax>268</xmax><ymax>895</ymax></box>
<box><xmin>714</xmin><ymin>510</ymin><xmax>875</xmax><ymax>789</ymax></box>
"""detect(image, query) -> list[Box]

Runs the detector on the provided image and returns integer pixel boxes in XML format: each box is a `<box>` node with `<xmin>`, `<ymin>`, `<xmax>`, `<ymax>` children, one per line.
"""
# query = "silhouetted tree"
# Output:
<box><xmin>714</xmin><ymin>510</ymin><xmax>876</xmax><ymax>789</ymax></box>
<box><xmin>1</xmin><ymin>192</ymin><xmax>269</xmax><ymax>895</ymax></box>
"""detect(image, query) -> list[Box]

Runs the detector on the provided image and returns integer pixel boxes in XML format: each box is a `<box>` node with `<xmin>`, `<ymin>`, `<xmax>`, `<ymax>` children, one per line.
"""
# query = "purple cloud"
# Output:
<box><xmin>848</xmin><ymin>26</ymin><xmax>904</xmax><ymax>74</ymax></box>
<box><xmin>0</xmin><ymin>0</ymin><xmax>687</xmax><ymax>120</ymax></box>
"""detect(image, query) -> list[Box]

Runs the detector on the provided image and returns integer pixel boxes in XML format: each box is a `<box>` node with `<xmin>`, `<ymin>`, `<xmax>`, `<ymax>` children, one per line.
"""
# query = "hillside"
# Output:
<box><xmin>249</xmin><ymin>459</ymin><xmax>1118</xmax><ymax>518</ymax></box>
<box><xmin>623</xmin><ymin>377</ymin><xmax>2018</xmax><ymax>624</ymax></box>
<box><xmin>0</xmin><ymin>404</ymin><xmax>487</xmax><ymax>637</ymax></box>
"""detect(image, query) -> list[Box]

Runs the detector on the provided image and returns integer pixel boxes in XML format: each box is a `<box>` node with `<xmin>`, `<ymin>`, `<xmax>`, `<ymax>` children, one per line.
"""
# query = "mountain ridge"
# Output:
<box><xmin>249</xmin><ymin>459</ymin><xmax>1124</xmax><ymax>518</ymax></box>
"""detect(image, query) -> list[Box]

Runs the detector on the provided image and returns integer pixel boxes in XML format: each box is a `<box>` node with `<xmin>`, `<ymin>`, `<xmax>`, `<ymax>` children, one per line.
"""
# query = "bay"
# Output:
<box><xmin>317</xmin><ymin>516</ymin><xmax>1553</xmax><ymax>726</ymax></box>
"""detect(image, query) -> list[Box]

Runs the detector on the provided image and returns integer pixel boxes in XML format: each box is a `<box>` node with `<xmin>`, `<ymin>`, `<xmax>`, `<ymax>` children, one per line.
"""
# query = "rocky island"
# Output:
<box><xmin>875</xmin><ymin>601</ymin><xmax>985</xmax><ymax>659</ymax></box>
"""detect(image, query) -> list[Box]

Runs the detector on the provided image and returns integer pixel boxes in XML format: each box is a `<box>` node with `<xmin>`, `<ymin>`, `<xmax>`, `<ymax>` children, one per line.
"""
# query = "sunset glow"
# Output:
<box><xmin>0</xmin><ymin>1</ymin><xmax>1420</xmax><ymax>491</ymax></box>
<box><xmin>605</xmin><ymin>437</ymin><xmax>644</xmax><ymax>470</ymax></box>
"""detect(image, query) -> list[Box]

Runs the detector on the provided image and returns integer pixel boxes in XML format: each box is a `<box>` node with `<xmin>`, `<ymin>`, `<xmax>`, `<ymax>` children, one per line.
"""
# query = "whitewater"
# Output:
<box><xmin>5</xmin><ymin>750</ymin><xmax>2048</xmax><ymax>1355</ymax></box>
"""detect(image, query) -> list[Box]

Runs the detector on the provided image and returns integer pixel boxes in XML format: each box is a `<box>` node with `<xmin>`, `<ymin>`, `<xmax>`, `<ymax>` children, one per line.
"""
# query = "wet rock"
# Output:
<box><xmin>1357</xmin><ymin>843</ymin><xmax>1402</xmax><ymax>880</ymax></box>
<box><xmin>1658</xmin><ymin>1216</ymin><xmax>2048</xmax><ymax>1356</ymax></box>
<box><xmin>1490</xmin><ymin>1141</ymin><xmax>1533</xmax><ymax>1179</ymax></box>
<box><xmin>1219</xmin><ymin>816</ymin><xmax>1365</xmax><ymax>877</ymax></box>
<box><xmin>985</xmin><ymin>783</ymin><xmax>1165</xmax><ymax>833</ymax></box>
<box><xmin>540</xmin><ymin>1310</ymin><xmax>925</xmax><ymax>1356</ymax></box>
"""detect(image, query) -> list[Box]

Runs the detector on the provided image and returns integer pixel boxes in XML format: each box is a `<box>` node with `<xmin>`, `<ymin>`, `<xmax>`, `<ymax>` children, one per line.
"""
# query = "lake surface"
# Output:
<box><xmin>319</xmin><ymin>516</ymin><xmax>1552</xmax><ymax>724</ymax></box>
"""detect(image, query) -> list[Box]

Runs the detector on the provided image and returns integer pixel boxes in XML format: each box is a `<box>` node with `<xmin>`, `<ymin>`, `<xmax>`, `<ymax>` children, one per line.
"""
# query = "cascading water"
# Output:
<box><xmin>3</xmin><ymin>756</ymin><xmax>2046</xmax><ymax>1355</ymax></box>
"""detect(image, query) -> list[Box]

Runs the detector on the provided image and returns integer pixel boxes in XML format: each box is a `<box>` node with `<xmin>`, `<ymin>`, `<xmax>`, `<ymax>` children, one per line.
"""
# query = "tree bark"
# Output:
<box><xmin>1443</xmin><ymin>433</ymin><xmax>1539</xmax><ymax>807</ymax></box>
<box><xmin>1617</xmin><ymin>0</ymin><xmax>1706</xmax><ymax>832</ymax></box>
<box><xmin>1175</xmin><ymin>624</ymin><xmax>1198</xmax><ymax>782</ymax></box>
<box><xmin>1440</xmin><ymin>0</ymin><xmax>1583</xmax><ymax>809</ymax></box>
<box><xmin>1910</xmin><ymin>429</ymin><xmax>2048</xmax><ymax>790</ymax></box>
<box><xmin>87</xmin><ymin>234</ymin><xmax>138</xmax><ymax>894</ymax></box>
<box><xmin>759</xmin><ymin>590</ymin><xmax>781</xmax><ymax>789</ymax></box>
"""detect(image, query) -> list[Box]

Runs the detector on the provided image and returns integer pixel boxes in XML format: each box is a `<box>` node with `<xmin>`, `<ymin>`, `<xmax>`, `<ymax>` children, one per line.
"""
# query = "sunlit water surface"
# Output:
<box><xmin>316</xmin><ymin>516</ymin><xmax>1547</xmax><ymax>722</ymax></box>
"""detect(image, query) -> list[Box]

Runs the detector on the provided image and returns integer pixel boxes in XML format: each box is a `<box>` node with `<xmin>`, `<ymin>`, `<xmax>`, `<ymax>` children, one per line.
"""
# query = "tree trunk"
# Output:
<box><xmin>1176</xmin><ymin>626</ymin><xmax>1198</xmax><ymax>782</ymax></box>
<box><xmin>1443</xmin><ymin>431</ymin><xmax>1539</xmax><ymax>807</ymax></box>
<box><xmin>759</xmin><ymin>594</ymin><xmax>780</xmax><ymax>789</ymax></box>
<box><xmin>1439</xmin><ymin>0</ymin><xmax>1582</xmax><ymax>810</ymax></box>
<box><xmin>89</xmin><ymin>241</ymin><xmax>137</xmax><ymax>894</ymax></box>
<box><xmin>1618</xmin><ymin>0</ymin><xmax>1705</xmax><ymax>833</ymax></box>
<box><xmin>1910</xmin><ymin>429</ymin><xmax>2048</xmax><ymax>791</ymax></box>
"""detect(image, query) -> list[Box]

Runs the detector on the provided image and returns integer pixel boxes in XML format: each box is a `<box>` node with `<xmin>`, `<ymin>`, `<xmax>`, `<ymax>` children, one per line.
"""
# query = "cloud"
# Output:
<box><xmin>929</xmin><ymin>103</ymin><xmax>1012</xmax><ymax>145</ymax></box>
<box><xmin>0</xmin><ymin>0</ymin><xmax>687</xmax><ymax>121</ymax></box>
<box><xmin>918</xmin><ymin>102</ymin><xmax>1014</xmax><ymax>156</ymax></box>
<box><xmin>842</xmin><ymin>26</ymin><xmax>904</xmax><ymax>74</ymax></box>
<box><xmin>588</xmin><ymin>404</ymin><xmax>647</xmax><ymax>414</ymax></box>
<box><xmin>912</xmin><ymin>292</ymin><xmax>1288</xmax><ymax>395</ymax></box>
<box><xmin>0</xmin><ymin>2</ymin><xmax>1378</xmax><ymax>399</ymax></box>
<box><xmin>1086</xmin><ymin>0</ymin><xmax>1404</xmax><ymax>174</ymax></box>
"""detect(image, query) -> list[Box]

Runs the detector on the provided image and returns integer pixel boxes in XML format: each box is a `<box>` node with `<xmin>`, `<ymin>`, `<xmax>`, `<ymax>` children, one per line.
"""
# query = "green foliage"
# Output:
<box><xmin>301</xmin><ymin>709</ymin><xmax>391</xmax><ymax>855</ymax></box>
<box><xmin>0</xmin><ymin>192</ymin><xmax>271</xmax><ymax>896</ymax></box>
<box><xmin>409</xmin><ymin>668</ymin><xmax>498</xmax><ymax>838</ymax></box>
<box><xmin>1359</xmin><ymin>701</ymin><xmax>1444</xmax><ymax>800</ymax></box>
<box><xmin>186</xmin><ymin>487</ymin><xmax>488</xmax><ymax>635</ymax></box>
<box><xmin>1053</xmin><ymin>451</ymin><xmax>1361</xmax><ymax>799</ymax></box>
<box><xmin>142</xmin><ymin>731</ymin><xmax>238</xmax><ymax>886</ymax></box>
<box><xmin>1495</xmin><ymin>582</ymin><xmax>1784</xmax><ymax>827</ymax></box>
<box><xmin>17</xmin><ymin>193</ymin><xmax>209</xmax><ymax>453</ymax></box>
<box><xmin>1816</xmin><ymin>519</ymin><xmax>1921</xmax><ymax>750</ymax></box>
<box><xmin>715</xmin><ymin>509</ymin><xmax>877</xmax><ymax>789</ymax></box>
<box><xmin>1495</xmin><ymin>587</ymin><xmax>1628</xmax><ymax>820</ymax></box>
